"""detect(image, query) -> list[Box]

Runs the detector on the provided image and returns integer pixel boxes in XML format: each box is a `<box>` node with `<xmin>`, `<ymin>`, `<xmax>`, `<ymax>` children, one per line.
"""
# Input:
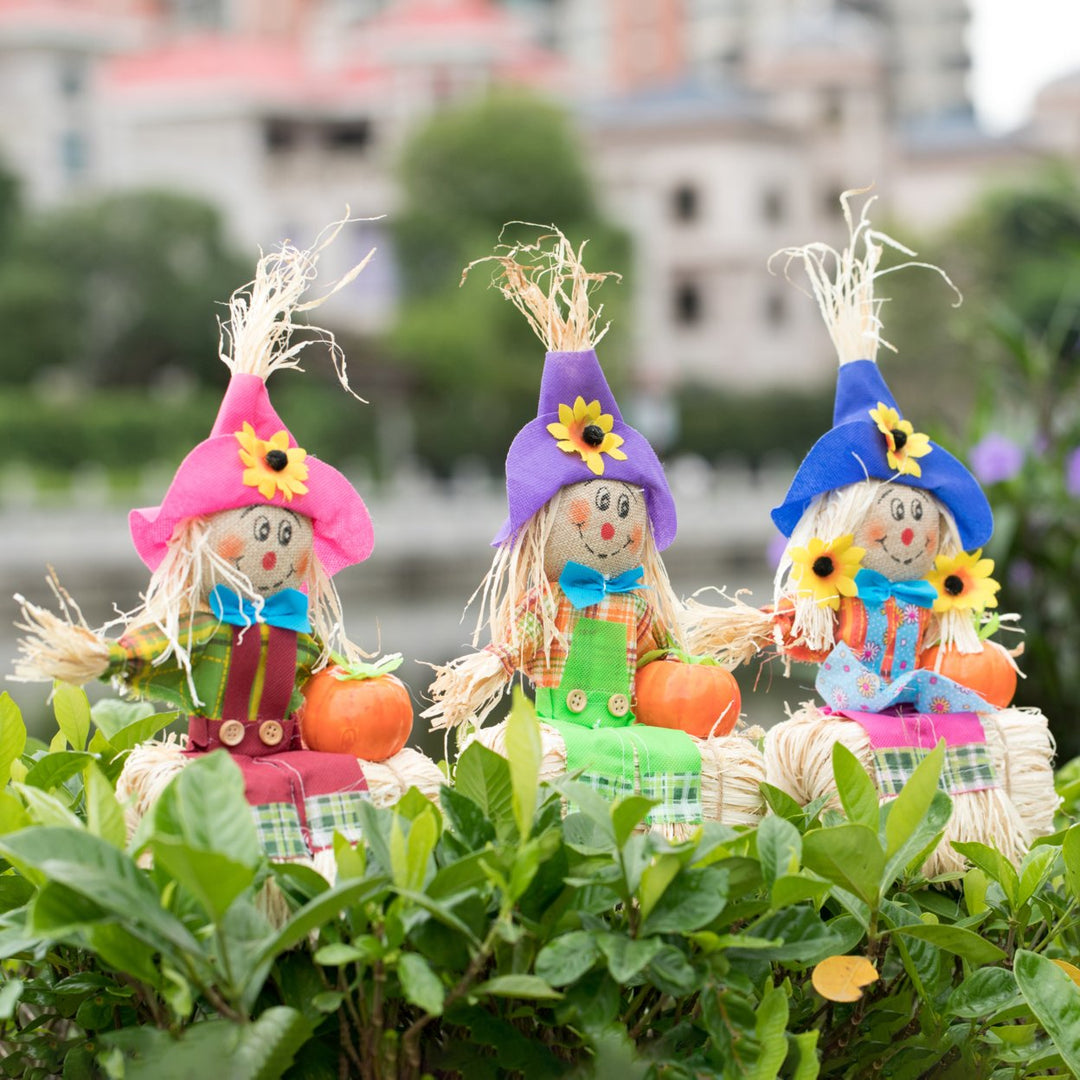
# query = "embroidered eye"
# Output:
<box><xmin>890</xmin><ymin>498</ymin><xmax>905</xmax><ymax>522</ymax></box>
<box><xmin>278</xmin><ymin>520</ymin><xmax>293</xmax><ymax>546</ymax></box>
<box><xmin>253</xmin><ymin>515</ymin><xmax>271</xmax><ymax>542</ymax></box>
<box><xmin>595</xmin><ymin>486</ymin><xmax>611</xmax><ymax>512</ymax></box>
<box><xmin>617</xmin><ymin>492</ymin><xmax>630</xmax><ymax>519</ymax></box>
<box><xmin>911</xmin><ymin>498</ymin><xmax>923</xmax><ymax>521</ymax></box>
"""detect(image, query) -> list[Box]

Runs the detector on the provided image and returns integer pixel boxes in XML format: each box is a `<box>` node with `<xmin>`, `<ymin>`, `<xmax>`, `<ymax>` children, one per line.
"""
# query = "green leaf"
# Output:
<box><xmin>641</xmin><ymin>865</ymin><xmax>729</xmax><ymax>934</ymax></box>
<box><xmin>890</xmin><ymin>922</ymin><xmax>1006</xmax><ymax>964</ymax></box>
<box><xmin>882</xmin><ymin>790</ymin><xmax>952</xmax><ymax>889</ymax></box>
<box><xmin>1062</xmin><ymin>824</ymin><xmax>1080</xmax><ymax>901</ymax></box>
<box><xmin>751</xmin><ymin>982</ymin><xmax>789</xmax><ymax>1080</ymax></box>
<box><xmin>151</xmin><ymin>751</ymin><xmax>261</xmax><ymax>867</ymax></box>
<box><xmin>454</xmin><ymin>742</ymin><xmax>515</xmax><ymax>831</ymax></box>
<box><xmin>313</xmin><ymin>942</ymin><xmax>378</xmax><ymax>966</ymax></box>
<box><xmin>0</xmin><ymin>790</ymin><xmax>30</xmax><ymax>835</ymax></box>
<box><xmin>759</xmin><ymin>782</ymin><xmax>805</xmax><ymax>824</ymax></box>
<box><xmin>24</xmin><ymin>751</ymin><xmax>95</xmax><ymax>792</ymax></box>
<box><xmin>952</xmin><ymin>840</ymin><xmax>1020</xmax><ymax>907</ymax></box>
<box><xmin>0</xmin><ymin>977</ymin><xmax>22</xmax><ymax>1020</ymax></box>
<box><xmin>472</xmin><ymin>974</ymin><xmax>562</xmax><ymax>1000</ymax></box>
<box><xmin>638</xmin><ymin>852</ymin><xmax>681</xmax><ymax>924</ymax></box>
<box><xmin>801</xmin><ymin>823</ymin><xmax>884</xmax><ymax>907</ymax></box>
<box><xmin>151</xmin><ymin>840</ymin><xmax>257</xmax><ymax>922</ymax></box>
<box><xmin>52</xmin><ymin>683</ymin><xmax>91</xmax><ymax>752</ymax></box>
<box><xmin>84</xmin><ymin>761</ymin><xmax>126</xmax><ymax>848</ymax></box>
<box><xmin>535</xmin><ymin>930</ymin><xmax>601</xmax><ymax>987</ymax></box>
<box><xmin>105</xmin><ymin>711</ymin><xmax>177</xmax><ymax>753</ymax></box>
<box><xmin>790</xmin><ymin>1030</ymin><xmax>820</xmax><ymax>1080</ymax></box>
<box><xmin>832</xmin><ymin>742</ymin><xmax>879</xmax><ymax>829</ymax></box>
<box><xmin>332</xmin><ymin>832</ymin><xmax>365</xmax><ymax>881</ymax></box>
<box><xmin>1017</xmin><ymin>844</ymin><xmax>1059</xmax><ymax>908</ymax></box>
<box><xmin>612</xmin><ymin>796</ymin><xmax>659</xmax><ymax>848</ymax></box>
<box><xmin>946</xmin><ymin>967</ymin><xmax>1021</xmax><ymax>1019</ymax></box>
<box><xmin>12</xmin><ymin>783</ymin><xmax>83</xmax><ymax>830</ymax></box>
<box><xmin>90</xmin><ymin>698</ymin><xmax>156</xmax><ymax>739</ymax></box>
<box><xmin>757</xmin><ymin>815</ymin><xmax>801</xmax><ymax>887</ymax></box>
<box><xmin>389</xmin><ymin>806</ymin><xmax>438</xmax><ymax>892</ymax></box>
<box><xmin>101</xmin><ymin>1005</ymin><xmax>314</xmax><ymax>1080</ymax></box>
<box><xmin>504</xmin><ymin>686</ymin><xmax>542</xmax><ymax>840</ymax></box>
<box><xmin>597</xmin><ymin>933</ymin><xmax>664</xmax><ymax>983</ymax></box>
<box><xmin>85</xmin><ymin>923</ymin><xmax>161</xmax><ymax>987</ymax></box>
<box><xmin>397</xmin><ymin>952</ymin><xmax>445</xmax><ymax>1015</ymax></box>
<box><xmin>0</xmin><ymin>694</ymin><xmax>27</xmax><ymax>788</ymax></box>
<box><xmin>884</xmin><ymin>740</ymin><xmax>944</xmax><ymax>858</ymax></box>
<box><xmin>739</xmin><ymin>906</ymin><xmax>846</xmax><ymax>966</ymax></box>
<box><xmin>1015</xmin><ymin>949</ymin><xmax>1080</xmax><ymax>1075</ymax></box>
<box><xmin>770</xmin><ymin>874</ymin><xmax>831</xmax><ymax>909</ymax></box>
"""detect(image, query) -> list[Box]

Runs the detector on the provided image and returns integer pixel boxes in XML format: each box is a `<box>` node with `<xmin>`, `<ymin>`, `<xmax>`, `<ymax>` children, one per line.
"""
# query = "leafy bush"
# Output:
<box><xmin>2</xmin><ymin>687</ymin><xmax>1080</xmax><ymax>1079</ymax></box>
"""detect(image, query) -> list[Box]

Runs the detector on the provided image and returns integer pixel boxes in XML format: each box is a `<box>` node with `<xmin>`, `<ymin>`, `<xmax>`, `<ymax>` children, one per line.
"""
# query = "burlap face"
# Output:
<box><xmin>204</xmin><ymin>506</ymin><xmax>315</xmax><ymax>597</ymax></box>
<box><xmin>854</xmin><ymin>484</ymin><xmax>941</xmax><ymax>582</ymax></box>
<box><xmin>542</xmin><ymin>480</ymin><xmax>649</xmax><ymax>581</ymax></box>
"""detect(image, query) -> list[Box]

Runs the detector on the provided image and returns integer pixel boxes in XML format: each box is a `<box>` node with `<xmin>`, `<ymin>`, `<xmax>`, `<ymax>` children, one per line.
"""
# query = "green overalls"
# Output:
<box><xmin>535</xmin><ymin>617</ymin><xmax>703</xmax><ymax>826</ymax></box>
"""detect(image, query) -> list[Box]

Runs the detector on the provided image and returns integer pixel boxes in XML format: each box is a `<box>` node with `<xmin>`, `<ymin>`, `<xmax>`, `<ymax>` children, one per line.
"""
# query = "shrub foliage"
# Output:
<box><xmin>0</xmin><ymin>688</ymin><xmax>1079</xmax><ymax>1078</ymax></box>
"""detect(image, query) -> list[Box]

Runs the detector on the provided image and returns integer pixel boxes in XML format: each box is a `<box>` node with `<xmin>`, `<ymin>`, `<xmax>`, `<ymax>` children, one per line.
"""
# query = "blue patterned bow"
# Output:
<box><xmin>558</xmin><ymin>561</ymin><xmax>647</xmax><ymax>610</ymax></box>
<box><xmin>208</xmin><ymin>585</ymin><xmax>312</xmax><ymax>634</ymax></box>
<box><xmin>855</xmin><ymin>568</ymin><xmax>937</xmax><ymax>610</ymax></box>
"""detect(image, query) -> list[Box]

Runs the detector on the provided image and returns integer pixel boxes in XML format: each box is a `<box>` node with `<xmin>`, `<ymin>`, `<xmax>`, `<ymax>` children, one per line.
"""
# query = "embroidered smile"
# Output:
<box><xmin>577</xmin><ymin>523</ymin><xmax>634</xmax><ymax>560</ymax></box>
<box><xmin>875</xmin><ymin>536</ymin><xmax>931</xmax><ymax>566</ymax></box>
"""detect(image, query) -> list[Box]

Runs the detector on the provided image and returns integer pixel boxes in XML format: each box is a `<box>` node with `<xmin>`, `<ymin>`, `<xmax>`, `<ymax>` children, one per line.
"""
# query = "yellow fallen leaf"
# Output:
<box><xmin>811</xmin><ymin>954</ymin><xmax>880</xmax><ymax>1002</ymax></box>
<box><xmin>1052</xmin><ymin>959</ymin><xmax>1080</xmax><ymax>987</ymax></box>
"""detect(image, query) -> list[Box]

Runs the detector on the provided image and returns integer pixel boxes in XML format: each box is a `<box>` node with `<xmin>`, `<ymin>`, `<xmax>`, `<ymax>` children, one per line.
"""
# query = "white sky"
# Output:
<box><xmin>969</xmin><ymin>0</ymin><xmax>1080</xmax><ymax>132</ymax></box>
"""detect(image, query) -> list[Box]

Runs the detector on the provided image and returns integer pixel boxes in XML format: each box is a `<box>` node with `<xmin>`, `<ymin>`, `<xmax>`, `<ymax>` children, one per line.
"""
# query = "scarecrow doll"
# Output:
<box><xmin>15</xmin><ymin>228</ymin><xmax>442</xmax><ymax>877</ymax></box>
<box><xmin>425</xmin><ymin>228</ymin><xmax>764</xmax><ymax>834</ymax></box>
<box><xmin>685</xmin><ymin>194</ymin><xmax>1055</xmax><ymax>874</ymax></box>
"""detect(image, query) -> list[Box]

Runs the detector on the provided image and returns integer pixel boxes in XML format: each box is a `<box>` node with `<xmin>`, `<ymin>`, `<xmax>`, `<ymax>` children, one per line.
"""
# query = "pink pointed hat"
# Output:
<box><xmin>129</xmin><ymin>234</ymin><xmax>375</xmax><ymax>576</ymax></box>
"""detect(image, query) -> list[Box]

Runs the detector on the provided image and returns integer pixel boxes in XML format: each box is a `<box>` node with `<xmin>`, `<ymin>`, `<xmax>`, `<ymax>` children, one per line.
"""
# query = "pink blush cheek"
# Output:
<box><xmin>628</xmin><ymin>524</ymin><xmax>644</xmax><ymax>552</ymax></box>
<box><xmin>217</xmin><ymin>534</ymin><xmax>244</xmax><ymax>561</ymax></box>
<box><xmin>858</xmin><ymin>520</ymin><xmax>887</xmax><ymax>546</ymax></box>
<box><xmin>925</xmin><ymin>527</ymin><xmax>939</xmax><ymax>555</ymax></box>
<box><xmin>295</xmin><ymin>552</ymin><xmax>311</xmax><ymax>579</ymax></box>
<box><xmin>568</xmin><ymin>499</ymin><xmax>591</xmax><ymax>528</ymax></box>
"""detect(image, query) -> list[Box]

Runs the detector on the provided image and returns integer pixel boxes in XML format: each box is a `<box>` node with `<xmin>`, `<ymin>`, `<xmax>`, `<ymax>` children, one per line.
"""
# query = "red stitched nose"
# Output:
<box><xmin>900</xmin><ymin>528</ymin><xmax>914</xmax><ymax>546</ymax></box>
<box><xmin>600</xmin><ymin>522</ymin><xmax>615</xmax><ymax>541</ymax></box>
<box><xmin>262</xmin><ymin>551</ymin><xmax>277</xmax><ymax>570</ymax></box>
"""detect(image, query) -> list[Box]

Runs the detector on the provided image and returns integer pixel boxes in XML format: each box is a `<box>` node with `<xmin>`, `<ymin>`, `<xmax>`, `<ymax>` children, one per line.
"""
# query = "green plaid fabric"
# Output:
<box><xmin>304</xmin><ymin>791</ymin><xmax>370</xmax><ymax>850</ymax></box>
<box><xmin>873</xmin><ymin>742</ymin><xmax>999</xmax><ymax>799</ymax></box>
<box><xmin>251</xmin><ymin>802</ymin><xmax>308</xmax><ymax>860</ymax></box>
<box><xmin>640</xmin><ymin>772</ymin><xmax>703</xmax><ymax>826</ymax></box>
<box><xmin>105</xmin><ymin>612</ymin><xmax>321</xmax><ymax>716</ymax></box>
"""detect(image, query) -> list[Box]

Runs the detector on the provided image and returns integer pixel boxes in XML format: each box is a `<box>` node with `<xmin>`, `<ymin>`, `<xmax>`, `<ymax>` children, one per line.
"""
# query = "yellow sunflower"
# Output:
<box><xmin>869</xmin><ymin>402</ymin><xmax>932</xmax><ymax>478</ymax></box>
<box><xmin>788</xmin><ymin>534</ymin><xmax>866</xmax><ymax>610</ymax></box>
<box><xmin>546</xmin><ymin>396</ymin><xmax>628</xmax><ymax>476</ymax></box>
<box><xmin>928</xmin><ymin>550</ymin><xmax>1000</xmax><ymax>614</ymax></box>
<box><xmin>235</xmin><ymin>422</ymin><xmax>309</xmax><ymax>501</ymax></box>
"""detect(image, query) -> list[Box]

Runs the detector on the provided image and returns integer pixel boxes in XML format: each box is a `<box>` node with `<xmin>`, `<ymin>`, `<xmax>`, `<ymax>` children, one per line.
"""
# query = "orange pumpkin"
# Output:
<box><xmin>634</xmin><ymin>658</ymin><xmax>741</xmax><ymax>738</ymax></box>
<box><xmin>300</xmin><ymin>660</ymin><xmax>414</xmax><ymax>760</ymax></box>
<box><xmin>918</xmin><ymin>641</ymin><xmax>1017</xmax><ymax>710</ymax></box>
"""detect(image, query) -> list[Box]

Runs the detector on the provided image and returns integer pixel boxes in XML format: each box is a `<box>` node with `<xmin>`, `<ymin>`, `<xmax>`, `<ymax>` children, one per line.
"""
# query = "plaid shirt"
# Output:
<box><xmin>105</xmin><ymin>612</ymin><xmax>322</xmax><ymax>717</ymax></box>
<box><xmin>486</xmin><ymin>584</ymin><xmax>673</xmax><ymax>689</ymax></box>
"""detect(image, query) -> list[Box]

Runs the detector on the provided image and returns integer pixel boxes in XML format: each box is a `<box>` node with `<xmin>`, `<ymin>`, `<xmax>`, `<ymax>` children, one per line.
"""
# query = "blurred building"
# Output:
<box><xmin>0</xmin><ymin>0</ymin><xmax>1075</xmax><ymax>392</ymax></box>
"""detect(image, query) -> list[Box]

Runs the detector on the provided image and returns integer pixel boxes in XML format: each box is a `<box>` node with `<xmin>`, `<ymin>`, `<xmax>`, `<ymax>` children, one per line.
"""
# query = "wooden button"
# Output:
<box><xmin>259</xmin><ymin>720</ymin><xmax>284</xmax><ymax>747</ymax></box>
<box><xmin>219</xmin><ymin>720</ymin><xmax>245</xmax><ymax>747</ymax></box>
<box><xmin>607</xmin><ymin>693</ymin><xmax>630</xmax><ymax>718</ymax></box>
<box><xmin>565</xmin><ymin>689</ymin><xmax>588</xmax><ymax>714</ymax></box>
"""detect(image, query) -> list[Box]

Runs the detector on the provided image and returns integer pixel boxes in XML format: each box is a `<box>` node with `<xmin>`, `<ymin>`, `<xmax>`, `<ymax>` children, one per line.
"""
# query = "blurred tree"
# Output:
<box><xmin>387</xmin><ymin>92</ymin><xmax>631</xmax><ymax>477</ymax></box>
<box><xmin>0</xmin><ymin>190</ymin><xmax>248</xmax><ymax>387</ymax></box>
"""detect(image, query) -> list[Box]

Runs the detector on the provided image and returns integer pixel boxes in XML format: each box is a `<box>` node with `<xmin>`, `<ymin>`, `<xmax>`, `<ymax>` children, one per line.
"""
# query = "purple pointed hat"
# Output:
<box><xmin>130</xmin><ymin>373</ymin><xmax>374</xmax><ymax>576</ymax></box>
<box><xmin>494</xmin><ymin>349</ymin><xmax>677</xmax><ymax>550</ymax></box>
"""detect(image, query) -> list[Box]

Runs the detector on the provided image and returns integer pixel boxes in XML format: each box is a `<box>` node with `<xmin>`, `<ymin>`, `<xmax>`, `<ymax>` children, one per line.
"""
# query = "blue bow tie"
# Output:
<box><xmin>558</xmin><ymin>561</ymin><xmax>646</xmax><ymax>610</ymax></box>
<box><xmin>208</xmin><ymin>585</ymin><xmax>312</xmax><ymax>634</ymax></box>
<box><xmin>855</xmin><ymin>568</ymin><xmax>937</xmax><ymax>610</ymax></box>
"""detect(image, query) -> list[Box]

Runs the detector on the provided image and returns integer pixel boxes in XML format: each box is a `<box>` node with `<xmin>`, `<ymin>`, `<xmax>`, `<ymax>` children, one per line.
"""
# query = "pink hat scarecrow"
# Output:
<box><xmin>15</xmin><ymin>224</ymin><xmax>443</xmax><ymax>883</ymax></box>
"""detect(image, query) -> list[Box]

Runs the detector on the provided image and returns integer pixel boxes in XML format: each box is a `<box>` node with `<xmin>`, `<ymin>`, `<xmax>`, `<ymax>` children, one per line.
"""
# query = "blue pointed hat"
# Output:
<box><xmin>771</xmin><ymin>358</ymin><xmax>992</xmax><ymax>549</ymax></box>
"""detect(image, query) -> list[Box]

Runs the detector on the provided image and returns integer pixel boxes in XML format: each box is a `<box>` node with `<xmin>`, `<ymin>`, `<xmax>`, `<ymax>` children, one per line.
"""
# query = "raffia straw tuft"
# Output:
<box><xmin>461</xmin><ymin>223</ymin><xmax>620</xmax><ymax>352</ymax></box>
<box><xmin>220</xmin><ymin>212</ymin><xmax>375</xmax><ymax>399</ymax></box>
<box><xmin>469</xmin><ymin>720</ymin><xmax>766</xmax><ymax>830</ymax></box>
<box><xmin>422</xmin><ymin>650</ymin><xmax>508</xmax><ymax>731</ymax></box>
<box><xmin>680</xmin><ymin>588</ymin><xmax>774</xmax><ymax>668</ymax></box>
<box><xmin>764</xmin><ymin>703</ymin><xmax>1055</xmax><ymax>876</ymax></box>
<box><xmin>358</xmin><ymin>748</ymin><xmax>446</xmax><ymax>805</ymax></box>
<box><xmin>12</xmin><ymin>573</ymin><xmax>111</xmax><ymax>684</ymax></box>
<box><xmin>769</xmin><ymin>187</ymin><xmax>961</xmax><ymax>367</ymax></box>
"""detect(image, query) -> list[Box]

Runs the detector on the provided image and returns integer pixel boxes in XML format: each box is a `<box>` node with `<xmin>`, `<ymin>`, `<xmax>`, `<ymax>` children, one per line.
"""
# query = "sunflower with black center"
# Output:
<box><xmin>928</xmin><ymin>550</ymin><xmax>1000</xmax><ymax>614</ymax></box>
<box><xmin>789</xmin><ymin>534</ymin><xmax>866</xmax><ymax>610</ymax></box>
<box><xmin>546</xmin><ymin>396</ymin><xmax>627</xmax><ymax>476</ymax></box>
<box><xmin>235</xmin><ymin>422</ymin><xmax>309</xmax><ymax>501</ymax></box>
<box><xmin>868</xmin><ymin>402</ymin><xmax>932</xmax><ymax>478</ymax></box>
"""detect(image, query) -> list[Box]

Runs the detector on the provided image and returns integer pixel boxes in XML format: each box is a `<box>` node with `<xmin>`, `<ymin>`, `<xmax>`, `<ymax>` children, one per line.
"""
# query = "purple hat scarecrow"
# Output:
<box><xmin>469</xmin><ymin>229</ymin><xmax>677</xmax><ymax>552</ymax></box>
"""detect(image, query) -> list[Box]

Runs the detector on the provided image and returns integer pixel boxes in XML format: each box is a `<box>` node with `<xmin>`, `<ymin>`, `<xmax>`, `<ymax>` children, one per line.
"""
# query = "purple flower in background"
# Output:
<box><xmin>767</xmin><ymin>531</ymin><xmax>788</xmax><ymax>568</ymax></box>
<box><xmin>969</xmin><ymin>433</ymin><xmax>1024</xmax><ymax>485</ymax></box>
<box><xmin>1067</xmin><ymin>447</ymin><xmax>1080</xmax><ymax>497</ymax></box>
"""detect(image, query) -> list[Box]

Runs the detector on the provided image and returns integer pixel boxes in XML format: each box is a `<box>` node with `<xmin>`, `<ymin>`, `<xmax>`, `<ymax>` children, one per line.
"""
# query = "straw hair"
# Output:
<box><xmin>680</xmin><ymin>588</ymin><xmax>775</xmax><ymax>669</ymax></box>
<box><xmin>469</xmin><ymin>721</ymin><xmax>766</xmax><ymax>833</ymax></box>
<box><xmin>221</xmin><ymin>213</ymin><xmax>374</xmax><ymax>398</ymax></box>
<box><xmin>764</xmin><ymin>702</ymin><xmax>1055</xmax><ymax>876</ymax></box>
<box><xmin>461</xmin><ymin>223</ymin><xmax>620</xmax><ymax>352</ymax></box>
<box><xmin>769</xmin><ymin>187</ymin><xmax>961</xmax><ymax>367</ymax></box>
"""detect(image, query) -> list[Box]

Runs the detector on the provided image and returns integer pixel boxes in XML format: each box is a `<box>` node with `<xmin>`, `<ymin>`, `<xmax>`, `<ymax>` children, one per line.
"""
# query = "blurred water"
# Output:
<box><xmin>2</xmin><ymin>468</ymin><xmax>799</xmax><ymax>755</ymax></box>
